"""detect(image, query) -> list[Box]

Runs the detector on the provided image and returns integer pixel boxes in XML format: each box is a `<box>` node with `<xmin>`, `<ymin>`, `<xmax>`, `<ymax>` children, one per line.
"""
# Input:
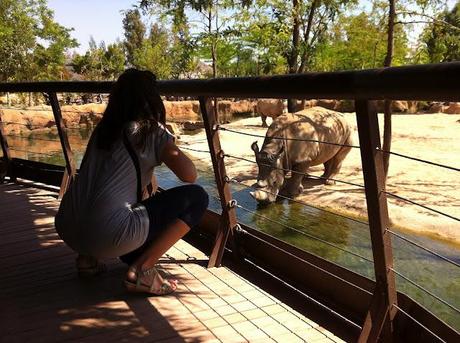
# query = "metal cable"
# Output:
<box><xmin>378</xmin><ymin>148</ymin><xmax>460</xmax><ymax>173</ymax></box>
<box><xmin>392</xmin><ymin>304</ymin><xmax>446</xmax><ymax>342</ymax></box>
<box><xmin>391</xmin><ymin>268</ymin><xmax>460</xmax><ymax>315</ymax></box>
<box><xmin>179</xmin><ymin>145</ymin><xmax>211</xmax><ymax>154</ymax></box>
<box><xmin>227</xmin><ymin>178</ymin><xmax>369</xmax><ymax>227</ymax></box>
<box><xmin>388</xmin><ymin>229</ymin><xmax>460</xmax><ymax>269</ymax></box>
<box><xmin>224</xmin><ymin>153</ymin><xmax>366</xmax><ymax>189</ymax></box>
<box><xmin>9</xmin><ymin>148</ymin><xmax>57</xmax><ymax>157</ymax></box>
<box><xmin>384</xmin><ymin>191</ymin><xmax>460</xmax><ymax>222</ymax></box>
<box><xmin>242</xmin><ymin>257</ymin><xmax>363</xmax><ymax>331</ymax></box>
<box><xmin>236</xmin><ymin>203</ymin><xmax>373</xmax><ymax>263</ymax></box>
<box><xmin>218</xmin><ymin>126</ymin><xmax>361</xmax><ymax>149</ymax></box>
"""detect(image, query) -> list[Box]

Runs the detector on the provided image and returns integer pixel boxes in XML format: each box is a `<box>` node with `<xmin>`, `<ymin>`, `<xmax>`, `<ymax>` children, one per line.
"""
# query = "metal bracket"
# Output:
<box><xmin>233</xmin><ymin>223</ymin><xmax>248</xmax><ymax>235</ymax></box>
<box><xmin>224</xmin><ymin>175</ymin><xmax>231</xmax><ymax>183</ymax></box>
<box><xmin>212</xmin><ymin>124</ymin><xmax>220</xmax><ymax>131</ymax></box>
<box><xmin>227</xmin><ymin>199</ymin><xmax>237</xmax><ymax>208</ymax></box>
<box><xmin>218</xmin><ymin>150</ymin><xmax>225</xmax><ymax>159</ymax></box>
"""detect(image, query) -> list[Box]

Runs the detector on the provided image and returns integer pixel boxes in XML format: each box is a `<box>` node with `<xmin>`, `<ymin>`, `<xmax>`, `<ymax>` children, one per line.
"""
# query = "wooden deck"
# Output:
<box><xmin>0</xmin><ymin>183</ymin><xmax>344</xmax><ymax>343</ymax></box>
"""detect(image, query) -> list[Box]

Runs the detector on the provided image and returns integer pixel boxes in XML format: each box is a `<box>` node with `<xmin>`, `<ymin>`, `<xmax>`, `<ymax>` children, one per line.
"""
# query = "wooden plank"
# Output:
<box><xmin>48</xmin><ymin>92</ymin><xmax>76</xmax><ymax>197</ymax></box>
<box><xmin>355</xmin><ymin>100</ymin><xmax>397</xmax><ymax>342</ymax></box>
<box><xmin>199</xmin><ymin>96</ymin><xmax>239</xmax><ymax>268</ymax></box>
<box><xmin>1</xmin><ymin>184</ymin><xmax>336</xmax><ymax>343</ymax></box>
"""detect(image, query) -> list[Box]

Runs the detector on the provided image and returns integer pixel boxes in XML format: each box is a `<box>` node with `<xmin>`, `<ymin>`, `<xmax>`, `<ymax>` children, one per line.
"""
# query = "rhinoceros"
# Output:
<box><xmin>250</xmin><ymin>106</ymin><xmax>353</xmax><ymax>203</ymax></box>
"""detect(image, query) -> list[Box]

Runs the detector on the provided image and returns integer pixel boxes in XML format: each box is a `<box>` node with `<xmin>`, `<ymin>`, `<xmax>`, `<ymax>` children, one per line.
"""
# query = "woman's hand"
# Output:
<box><xmin>160</xmin><ymin>141</ymin><xmax>197</xmax><ymax>183</ymax></box>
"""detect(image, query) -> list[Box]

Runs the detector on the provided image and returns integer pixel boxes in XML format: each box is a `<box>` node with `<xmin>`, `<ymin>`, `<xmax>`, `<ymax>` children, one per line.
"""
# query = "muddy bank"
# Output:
<box><xmin>178</xmin><ymin>113</ymin><xmax>460</xmax><ymax>245</ymax></box>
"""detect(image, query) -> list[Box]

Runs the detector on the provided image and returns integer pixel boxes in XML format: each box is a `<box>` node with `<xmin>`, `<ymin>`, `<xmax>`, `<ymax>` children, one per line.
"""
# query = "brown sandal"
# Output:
<box><xmin>125</xmin><ymin>266</ymin><xmax>177</xmax><ymax>295</ymax></box>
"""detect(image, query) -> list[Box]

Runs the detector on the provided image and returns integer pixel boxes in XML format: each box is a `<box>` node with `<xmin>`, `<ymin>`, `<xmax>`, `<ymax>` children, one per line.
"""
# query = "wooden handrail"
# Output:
<box><xmin>0</xmin><ymin>62</ymin><xmax>459</xmax><ymax>101</ymax></box>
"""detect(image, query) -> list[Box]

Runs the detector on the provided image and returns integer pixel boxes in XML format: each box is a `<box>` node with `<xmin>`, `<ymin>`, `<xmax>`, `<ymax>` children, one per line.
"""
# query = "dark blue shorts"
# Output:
<box><xmin>119</xmin><ymin>184</ymin><xmax>209</xmax><ymax>265</ymax></box>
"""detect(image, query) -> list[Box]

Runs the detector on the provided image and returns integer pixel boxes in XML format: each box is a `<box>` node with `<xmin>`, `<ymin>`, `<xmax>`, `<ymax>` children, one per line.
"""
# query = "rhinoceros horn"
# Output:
<box><xmin>251</xmin><ymin>141</ymin><xmax>259</xmax><ymax>154</ymax></box>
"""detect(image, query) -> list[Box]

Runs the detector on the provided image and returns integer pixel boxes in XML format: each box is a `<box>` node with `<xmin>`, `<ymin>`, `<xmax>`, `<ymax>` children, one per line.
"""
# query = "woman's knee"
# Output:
<box><xmin>186</xmin><ymin>184</ymin><xmax>209</xmax><ymax>212</ymax></box>
<box><xmin>179</xmin><ymin>184</ymin><xmax>209</xmax><ymax>227</ymax></box>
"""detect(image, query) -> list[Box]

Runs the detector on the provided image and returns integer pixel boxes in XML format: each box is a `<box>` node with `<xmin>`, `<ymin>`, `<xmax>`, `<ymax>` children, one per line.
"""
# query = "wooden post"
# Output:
<box><xmin>0</xmin><ymin>109</ymin><xmax>15</xmax><ymax>181</ymax></box>
<box><xmin>199</xmin><ymin>96</ymin><xmax>239</xmax><ymax>268</ymax></box>
<box><xmin>355</xmin><ymin>100</ymin><xmax>397</xmax><ymax>342</ymax></box>
<box><xmin>48</xmin><ymin>92</ymin><xmax>76</xmax><ymax>198</ymax></box>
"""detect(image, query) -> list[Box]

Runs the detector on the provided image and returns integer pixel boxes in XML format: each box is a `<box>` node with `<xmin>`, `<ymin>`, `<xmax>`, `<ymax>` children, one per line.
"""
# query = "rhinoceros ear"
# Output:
<box><xmin>251</xmin><ymin>141</ymin><xmax>259</xmax><ymax>154</ymax></box>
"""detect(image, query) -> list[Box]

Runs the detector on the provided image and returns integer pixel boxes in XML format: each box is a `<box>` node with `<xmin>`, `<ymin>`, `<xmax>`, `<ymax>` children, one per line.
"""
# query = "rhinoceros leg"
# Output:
<box><xmin>322</xmin><ymin>144</ymin><xmax>352</xmax><ymax>184</ymax></box>
<box><xmin>280</xmin><ymin>162</ymin><xmax>309</xmax><ymax>198</ymax></box>
<box><xmin>261</xmin><ymin>114</ymin><xmax>268</xmax><ymax>127</ymax></box>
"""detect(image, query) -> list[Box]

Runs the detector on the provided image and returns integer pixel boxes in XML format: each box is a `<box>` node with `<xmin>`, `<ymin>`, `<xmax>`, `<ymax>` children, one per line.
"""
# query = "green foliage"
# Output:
<box><xmin>132</xmin><ymin>24</ymin><xmax>173</xmax><ymax>78</ymax></box>
<box><xmin>422</xmin><ymin>1</ymin><xmax>460</xmax><ymax>62</ymax></box>
<box><xmin>72</xmin><ymin>39</ymin><xmax>126</xmax><ymax>80</ymax></box>
<box><xmin>122</xmin><ymin>9</ymin><xmax>146</xmax><ymax>65</ymax></box>
<box><xmin>313</xmin><ymin>9</ymin><xmax>408</xmax><ymax>71</ymax></box>
<box><xmin>0</xmin><ymin>0</ymin><xmax>77</xmax><ymax>81</ymax></box>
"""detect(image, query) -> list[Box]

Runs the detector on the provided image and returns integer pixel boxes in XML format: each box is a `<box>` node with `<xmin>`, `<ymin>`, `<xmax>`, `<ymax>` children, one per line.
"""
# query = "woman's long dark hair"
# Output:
<box><xmin>96</xmin><ymin>68</ymin><xmax>166</xmax><ymax>150</ymax></box>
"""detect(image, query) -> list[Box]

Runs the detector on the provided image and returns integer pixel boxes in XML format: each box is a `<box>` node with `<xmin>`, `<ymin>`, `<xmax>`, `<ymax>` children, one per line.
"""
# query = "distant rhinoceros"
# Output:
<box><xmin>250</xmin><ymin>107</ymin><xmax>353</xmax><ymax>203</ymax></box>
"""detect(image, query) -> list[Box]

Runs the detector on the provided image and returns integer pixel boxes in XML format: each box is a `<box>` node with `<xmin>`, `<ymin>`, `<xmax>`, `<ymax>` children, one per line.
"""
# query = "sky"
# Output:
<box><xmin>48</xmin><ymin>0</ymin><xmax>139</xmax><ymax>53</ymax></box>
<box><xmin>48</xmin><ymin>0</ymin><xmax>459</xmax><ymax>54</ymax></box>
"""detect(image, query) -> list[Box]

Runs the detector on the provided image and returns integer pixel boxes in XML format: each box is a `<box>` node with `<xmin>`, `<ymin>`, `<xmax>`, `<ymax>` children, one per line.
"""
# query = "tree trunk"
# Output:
<box><xmin>287</xmin><ymin>0</ymin><xmax>301</xmax><ymax>113</ymax></box>
<box><xmin>382</xmin><ymin>0</ymin><xmax>396</xmax><ymax>181</ymax></box>
<box><xmin>207</xmin><ymin>5</ymin><xmax>219</xmax><ymax>122</ymax></box>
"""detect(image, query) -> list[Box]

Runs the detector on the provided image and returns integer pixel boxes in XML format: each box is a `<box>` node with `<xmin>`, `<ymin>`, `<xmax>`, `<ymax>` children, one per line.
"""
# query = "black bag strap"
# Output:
<box><xmin>122</xmin><ymin>130</ymin><xmax>142</xmax><ymax>203</ymax></box>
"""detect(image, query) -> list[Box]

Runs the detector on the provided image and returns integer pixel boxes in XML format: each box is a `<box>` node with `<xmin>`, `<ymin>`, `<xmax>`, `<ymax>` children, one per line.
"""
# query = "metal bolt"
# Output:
<box><xmin>228</xmin><ymin>199</ymin><xmax>237</xmax><ymax>208</ymax></box>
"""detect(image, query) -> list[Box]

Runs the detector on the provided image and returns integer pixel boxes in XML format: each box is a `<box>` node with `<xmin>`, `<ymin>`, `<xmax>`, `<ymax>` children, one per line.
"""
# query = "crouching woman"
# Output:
<box><xmin>55</xmin><ymin>69</ymin><xmax>209</xmax><ymax>295</ymax></box>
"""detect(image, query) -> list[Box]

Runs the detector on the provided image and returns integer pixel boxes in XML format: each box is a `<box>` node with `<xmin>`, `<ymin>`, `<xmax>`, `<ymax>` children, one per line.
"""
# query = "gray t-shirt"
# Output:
<box><xmin>55</xmin><ymin>122</ymin><xmax>173</xmax><ymax>258</ymax></box>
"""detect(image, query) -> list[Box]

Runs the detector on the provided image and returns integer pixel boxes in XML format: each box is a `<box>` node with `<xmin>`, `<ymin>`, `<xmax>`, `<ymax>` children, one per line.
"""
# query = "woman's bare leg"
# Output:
<box><xmin>126</xmin><ymin>219</ymin><xmax>190</xmax><ymax>285</ymax></box>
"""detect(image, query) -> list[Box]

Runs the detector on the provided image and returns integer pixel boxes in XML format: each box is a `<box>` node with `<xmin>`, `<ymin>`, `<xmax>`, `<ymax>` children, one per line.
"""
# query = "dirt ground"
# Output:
<box><xmin>178</xmin><ymin>113</ymin><xmax>460</xmax><ymax>246</ymax></box>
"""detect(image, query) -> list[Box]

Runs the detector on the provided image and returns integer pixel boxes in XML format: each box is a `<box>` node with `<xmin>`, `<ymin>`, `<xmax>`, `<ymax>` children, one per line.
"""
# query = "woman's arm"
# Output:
<box><xmin>160</xmin><ymin>140</ymin><xmax>197</xmax><ymax>183</ymax></box>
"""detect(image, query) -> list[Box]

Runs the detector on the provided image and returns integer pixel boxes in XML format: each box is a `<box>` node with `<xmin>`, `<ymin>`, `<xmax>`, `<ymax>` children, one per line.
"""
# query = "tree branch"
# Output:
<box><xmin>396</xmin><ymin>10</ymin><xmax>460</xmax><ymax>31</ymax></box>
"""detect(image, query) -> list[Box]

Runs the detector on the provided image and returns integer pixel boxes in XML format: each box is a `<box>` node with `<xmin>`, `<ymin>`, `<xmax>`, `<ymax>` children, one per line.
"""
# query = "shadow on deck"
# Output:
<box><xmin>0</xmin><ymin>182</ymin><xmax>343</xmax><ymax>342</ymax></box>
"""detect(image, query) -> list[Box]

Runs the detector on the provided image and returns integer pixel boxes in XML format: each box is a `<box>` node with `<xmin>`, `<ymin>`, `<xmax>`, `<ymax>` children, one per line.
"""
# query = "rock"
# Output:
<box><xmin>374</xmin><ymin>100</ymin><xmax>409</xmax><ymax>113</ymax></box>
<box><xmin>228</xmin><ymin>100</ymin><xmax>256</xmax><ymax>116</ymax></box>
<box><xmin>256</xmin><ymin>99</ymin><xmax>285</xmax><ymax>117</ymax></box>
<box><xmin>337</xmin><ymin>100</ymin><xmax>355</xmax><ymax>112</ymax></box>
<box><xmin>164</xmin><ymin>100</ymin><xmax>201</xmax><ymax>122</ymax></box>
<box><xmin>427</xmin><ymin>102</ymin><xmax>447</xmax><ymax>114</ymax></box>
<box><xmin>315</xmin><ymin>99</ymin><xmax>341</xmax><ymax>111</ymax></box>
<box><xmin>183</xmin><ymin>121</ymin><xmax>204</xmax><ymax>131</ymax></box>
<box><xmin>1</xmin><ymin>109</ymin><xmax>31</xmax><ymax>134</ymax></box>
<box><xmin>445</xmin><ymin>102</ymin><xmax>460</xmax><ymax>114</ymax></box>
<box><xmin>407</xmin><ymin>101</ymin><xmax>419</xmax><ymax>114</ymax></box>
<box><xmin>165</xmin><ymin>122</ymin><xmax>181</xmax><ymax>136</ymax></box>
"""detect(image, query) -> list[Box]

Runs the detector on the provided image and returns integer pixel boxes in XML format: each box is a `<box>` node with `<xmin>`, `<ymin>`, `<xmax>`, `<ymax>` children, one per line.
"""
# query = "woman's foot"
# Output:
<box><xmin>125</xmin><ymin>266</ymin><xmax>177</xmax><ymax>295</ymax></box>
<box><xmin>76</xmin><ymin>254</ymin><xmax>107</xmax><ymax>277</ymax></box>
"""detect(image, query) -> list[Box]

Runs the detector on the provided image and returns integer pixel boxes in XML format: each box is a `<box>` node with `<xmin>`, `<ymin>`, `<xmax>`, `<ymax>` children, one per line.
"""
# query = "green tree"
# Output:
<box><xmin>132</xmin><ymin>24</ymin><xmax>173</xmax><ymax>78</ymax></box>
<box><xmin>103</xmin><ymin>42</ymin><xmax>127</xmax><ymax>79</ymax></box>
<box><xmin>313</xmin><ymin>10</ymin><xmax>408</xmax><ymax>71</ymax></box>
<box><xmin>0</xmin><ymin>0</ymin><xmax>77</xmax><ymax>81</ymax></box>
<box><xmin>422</xmin><ymin>1</ymin><xmax>460</xmax><ymax>62</ymax></box>
<box><xmin>122</xmin><ymin>9</ymin><xmax>146</xmax><ymax>65</ymax></box>
<box><xmin>72</xmin><ymin>38</ymin><xmax>126</xmax><ymax>80</ymax></box>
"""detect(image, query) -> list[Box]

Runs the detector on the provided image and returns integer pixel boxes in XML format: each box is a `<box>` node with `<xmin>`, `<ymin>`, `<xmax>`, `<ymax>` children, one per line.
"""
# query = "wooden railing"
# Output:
<box><xmin>1</xmin><ymin>62</ymin><xmax>459</xmax><ymax>342</ymax></box>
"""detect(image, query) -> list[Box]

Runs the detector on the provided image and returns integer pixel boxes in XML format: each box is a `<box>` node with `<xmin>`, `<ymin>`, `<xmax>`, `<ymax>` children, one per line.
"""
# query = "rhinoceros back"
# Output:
<box><xmin>265</xmin><ymin>106</ymin><xmax>352</xmax><ymax>166</ymax></box>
